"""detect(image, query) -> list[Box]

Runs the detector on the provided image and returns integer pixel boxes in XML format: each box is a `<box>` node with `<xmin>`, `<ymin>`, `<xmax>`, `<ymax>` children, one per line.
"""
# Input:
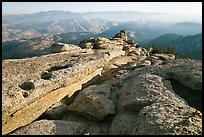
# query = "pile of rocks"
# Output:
<box><xmin>78</xmin><ymin>37</ymin><xmax>124</xmax><ymax>50</ymax></box>
<box><xmin>113</xmin><ymin>29</ymin><xmax>128</xmax><ymax>42</ymax></box>
<box><xmin>78</xmin><ymin>29</ymin><xmax>149</xmax><ymax>58</ymax></box>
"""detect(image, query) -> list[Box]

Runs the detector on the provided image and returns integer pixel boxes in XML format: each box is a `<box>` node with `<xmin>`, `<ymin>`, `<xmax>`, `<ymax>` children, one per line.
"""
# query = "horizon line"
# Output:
<box><xmin>3</xmin><ymin>10</ymin><xmax>171</xmax><ymax>16</ymax></box>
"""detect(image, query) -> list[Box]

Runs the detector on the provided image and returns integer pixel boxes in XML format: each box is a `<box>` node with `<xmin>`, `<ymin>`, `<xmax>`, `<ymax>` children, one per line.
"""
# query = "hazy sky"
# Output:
<box><xmin>2</xmin><ymin>2</ymin><xmax>202</xmax><ymax>23</ymax></box>
<box><xmin>2</xmin><ymin>2</ymin><xmax>202</xmax><ymax>15</ymax></box>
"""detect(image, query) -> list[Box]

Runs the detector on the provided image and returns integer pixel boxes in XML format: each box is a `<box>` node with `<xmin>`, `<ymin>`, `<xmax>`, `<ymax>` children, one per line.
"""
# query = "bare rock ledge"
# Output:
<box><xmin>2</xmin><ymin>49</ymin><xmax>125</xmax><ymax>135</ymax></box>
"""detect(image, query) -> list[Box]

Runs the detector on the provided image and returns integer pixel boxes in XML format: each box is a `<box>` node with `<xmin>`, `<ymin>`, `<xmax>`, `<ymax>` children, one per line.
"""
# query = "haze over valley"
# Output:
<box><xmin>2</xmin><ymin>2</ymin><xmax>202</xmax><ymax>60</ymax></box>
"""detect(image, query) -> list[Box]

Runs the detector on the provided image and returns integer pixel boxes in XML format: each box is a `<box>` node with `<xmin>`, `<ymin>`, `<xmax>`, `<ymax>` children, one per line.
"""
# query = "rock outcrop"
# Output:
<box><xmin>50</xmin><ymin>43</ymin><xmax>81</xmax><ymax>53</ymax></box>
<box><xmin>79</xmin><ymin>37</ymin><xmax>124</xmax><ymax>50</ymax></box>
<box><xmin>2</xmin><ymin>30</ymin><xmax>202</xmax><ymax>135</ymax></box>
<box><xmin>2</xmin><ymin>49</ymin><xmax>125</xmax><ymax>134</ymax></box>
<box><xmin>113</xmin><ymin>29</ymin><xmax>128</xmax><ymax>42</ymax></box>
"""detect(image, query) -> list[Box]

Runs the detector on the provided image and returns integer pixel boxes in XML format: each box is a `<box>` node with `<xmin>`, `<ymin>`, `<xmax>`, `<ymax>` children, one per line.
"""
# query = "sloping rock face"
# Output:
<box><xmin>2</xmin><ymin>48</ymin><xmax>125</xmax><ymax>134</ymax></box>
<box><xmin>3</xmin><ymin>30</ymin><xmax>202</xmax><ymax>135</ymax></box>
<box><xmin>2</xmin><ymin>49</ymin><xmax>124</xmax><ymax>116</ymax></box>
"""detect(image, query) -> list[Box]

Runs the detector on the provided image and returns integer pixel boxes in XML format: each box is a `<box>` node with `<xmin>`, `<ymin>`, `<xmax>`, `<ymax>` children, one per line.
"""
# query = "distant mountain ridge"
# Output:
<box><xmin>142</xmin><ymin>33</ymin><xmax>202</xmax><ymax>60</ymax></box>
<box><xmin>3</xmin><ymin>10</ymin><xmax>202</xmax><ymax>42</ymax></box>
<box><xmin>2</xmin><ymin>10</ymin><xmax>202</xmax><ymax>60</ymax></box>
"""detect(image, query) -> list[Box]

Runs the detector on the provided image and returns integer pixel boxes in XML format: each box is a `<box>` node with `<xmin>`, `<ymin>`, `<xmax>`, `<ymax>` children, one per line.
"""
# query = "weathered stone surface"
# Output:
<box><xmin>134</xmin><ymin>101</ymin><xmax>202</xmax><ymax>135</ymax></box>
<box><xmin>127</xmin><ymin>47</ymin><xmax>142</xmax><ymax>55</ymax></box>
<box><xmin>68</xmin><ymin>84</ymin><xmax>116</xmax><ymax>121</ymax></box>
<box><xmin>121</xmin><ymin>58</ymin><xmax>202</xmax><ymax>111</ymax></box>
<box><xmin>10</xmin><ymin>120</ymin><xmax>88</xmax><ymax>135</ymax></box>
<box><xmin>2</xmin><ymin>49</ymin><xmax>125</xmax><ymax>134</ymax></box>
<box><xmin>150</xmin><ymin>59</ymin><xmax>202</xmax><ymax>112</ymax></box>
<box><xmin>109</xmin><ymin>111</ymin><xmax>139</xmax><ymax>135</ymax></box>
<box><xmin>127</xmin><ymin>47</ymin><xmax>150</xmax><ymax>56</ymax></box>
<box><xmin>99</xmin><ymin>55</ymin><xmax>141</xmax><ymax>88</ymax></box>
<box><xmin>2</xmin><ymin>68</ymin><xmax>103</xmax><ymax>135</ymax></box>
<box><xmin>119</xmin><ymin>73</ymin><xmax>187</xmax><ymax>112</ymax></box>
<box><xmin>43</xmin><ymin>101</ymin><xmax>68</xmax><ymax>120</ymax></box>
<box><xmin>62</xmin><ymin>111</ymin><xmax>113</xmax><ymax>135</ymax></box>
<box><xmin>79</xmin><ymin>36</ymin><xmax>125</xmax><ymax>50</ymax></box>
<box><xmin>153</xmin><ymin>59</ymin><xmax>202</xmax><ymax>90</ymax></box>
<box><xmin>51</xmin><ymin>43</ymin><xmax>81</xmax><ymax>53</ymax></box>
<box><xmin>152</xmin><ymin>53</ymin><xmax>175</xmax><ymax>61</ymax></box>
<box><xmin>109</xmin><ymin>70</ymin><xmax>202</xmax><ymax>135</ymax></box>
<box><xmin>95</xmin><ymin>43</ymin><xmax>123</xmax><ymax>50</ymax></box>
<box><xmin>94</xmin><ymin>37</ymin><xmax>111</xmax><ymax>46</ymax></box>
<box><xmin>2</xmin><ymin>49</ymin><xmax>124</xmax><ymax>116</ymax></box>
<box><xmin>2</xmin><ymin>50</ymin><xmax>96</xmax><ymax>116</ymax></box>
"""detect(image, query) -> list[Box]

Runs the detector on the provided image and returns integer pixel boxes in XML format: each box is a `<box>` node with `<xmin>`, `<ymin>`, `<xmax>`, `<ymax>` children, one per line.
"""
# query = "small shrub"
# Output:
<box><xmin>127</xmin><ymin>39</ymin><xmax>136</xmax><ymax>45</ymax></box>
<box><xmin>150</xmin><ymin>44</ymin><xmax>164</xmax><ymax>54</ymax></box>
<box><xmin>150</xmin><ymin>43</ymin><xmax>180</xmax><ymax>57</ymax></box>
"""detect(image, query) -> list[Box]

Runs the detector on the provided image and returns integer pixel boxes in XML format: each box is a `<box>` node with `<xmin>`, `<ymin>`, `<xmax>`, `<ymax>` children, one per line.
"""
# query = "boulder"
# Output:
<box><xmin>119</xmin><ymin>73</ymin><xmax>187</xmax><ymax>112</ymax></box>
<box><xmin>62</xmin><ymin>111</ymin><xmax>113</xmax><ymax>135</ymax></box>
<box><xmin>10</xmin><ymin>120</ymin><xmax>88</xmax><ymax>135</ymax></box>
<box><xmin>43</xmin><ymin>101</ymin><xmax>68</xmax><ymax>120</ymax></box>
<box><xmin>109</xmin><ymin>111</ymin><xmax>139</xmax><ymax>135</ymax></box>
<box><xmin>151</xmin><ymin>59</ymin><xmax>202</xmax><ymax>112</ymax></box>
<box><xmin>68</xmin><ymin>84</ymin><xmax>116</xmax><ymax>121</ymax></box>
<box><xmin>153</xmin><ymin>59</ymin><xmax>202</xmax><ymax>90</ymax></box>
<box><xmin>51</xmin><ymin>43</ymin><xmax>81</xmax><ymax>53</ymax></box>
<box><xmin>134</xmin><ymin>101</ymin><xmax>202</xmax><ymax>135</ymax></box>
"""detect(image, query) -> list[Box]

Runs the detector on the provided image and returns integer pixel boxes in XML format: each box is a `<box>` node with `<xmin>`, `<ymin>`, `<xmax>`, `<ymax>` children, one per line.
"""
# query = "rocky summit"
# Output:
<box><xmin>2</xmin><ymin>30</ymin><xmax>202</xmax><ymax>135</ymax></box>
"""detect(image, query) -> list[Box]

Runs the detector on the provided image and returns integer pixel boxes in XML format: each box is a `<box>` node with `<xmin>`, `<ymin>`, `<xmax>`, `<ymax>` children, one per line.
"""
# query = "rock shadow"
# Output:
<box><xmin>168</xmin><ymin>78</ymin><xmax>202</xmax><ymax>112</ymax></box>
